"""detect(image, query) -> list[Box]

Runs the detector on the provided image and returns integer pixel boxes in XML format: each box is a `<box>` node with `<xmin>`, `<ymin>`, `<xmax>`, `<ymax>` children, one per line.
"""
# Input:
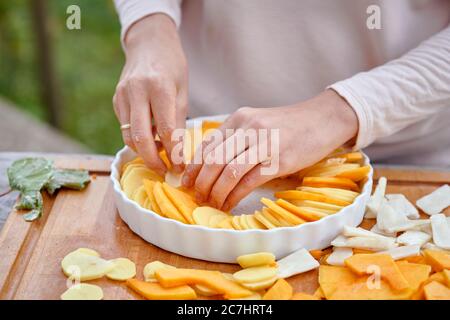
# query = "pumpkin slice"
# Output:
<box><xmin>162</xmin><ymin>182</ymin><xmax>197</xmax><ymax>224</ymax></box>
<box><xmin>143</xmin><ymin>179</ymin><xmax>163</xmax><ymax>216</ymax></box>
<box><xmin>61</xmin><ymin>283</ymin><xmax>103</xmax><ymax>300</ymax></box>
<box><xmin>106</xmin><ymin>258</ymin><xmax>136</xmax><ymax>281</ymax></box>
<box><xmin>313</xmin><ymin>286</ymin><xmax>325</xmax><ymax>299</ymax></box>
<box><xmin>236</xmin><ymin>252</ymin><xmax>276</xmax><ymax>268</ymax></box>
<box><xmin>260</xmin><ymin>198</ymin><xmax>305</xmax><ymax>225</ymax></box>
<box><xmin>127</xmin><ymin>278</ymin><xmax>197</xmax><ymax>300</ymax></box>
<box><xmin>276</xmin><ymin>199</ymin><xmax>327</xmax><ymax>221</ymax></box>
<box><xmin>318</xmin><ymin>265</ymin><xmax>358</xmax><ymax>299</ymax></box>
<box><xmin>275</xmin><ymin>190</ymin><xmax>351</xmax><ymax>207</ymax></box>
<box><xmin>153</xmin><ymin>182</ymin><xmax>187</xmax><ymax>223</ymax></box>
<box><xmin>423</xmin><ymin>281</ymin><xmax>450</xmax><ymax>300</ymax></box>
<box><xmin>423</xmin><ymin>249</ymin><xmax>450</xmax><ymax>272</ymax></box>
<box><xmin>262</xmin><ymin>279</ymin><xmax>293</xmax><ymax>300</ymax></box>
<box><xmin>345</xmin><ymin>254</ymin><xmax>410</xmax><ymax>291</ymax></box>
<box><xmin>335</xmin><ymin>166</ymin><xmax>370</xmax><ymax>182</ymax></box>
<box><xmin>291</xmin><ymin>292</ymin><xmax>320</xmax><ymax>300</ymax></box>
<box><xmin>297</xmin><ymin>187</ymin><xmax>357</xmax><ymax>202</ymax></box>
<box><xmin>334</xmin><ymin>152</ymin><xmax>363</xmax><ymax>162</ymax></box>
<box><xmin>233</xmin><ymin>266</ymin><xmax>278</xmax><ymax>283</ymax></box>
<box><xmin>155</xmin><ymin>268</ymin><xmax>253</xmax><ymax>299</ymax></box>
<box><xmin>302</xmin><ymin>177</ymin><xmax>359</xmax><ymax>192</ymax></box>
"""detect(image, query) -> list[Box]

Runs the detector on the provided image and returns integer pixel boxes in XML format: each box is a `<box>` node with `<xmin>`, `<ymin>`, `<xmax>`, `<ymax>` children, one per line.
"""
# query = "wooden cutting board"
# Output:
<box><xmin>0</xmin><ymin>158</ymin><xmax>449</xmax><ymax>300</ymax></box>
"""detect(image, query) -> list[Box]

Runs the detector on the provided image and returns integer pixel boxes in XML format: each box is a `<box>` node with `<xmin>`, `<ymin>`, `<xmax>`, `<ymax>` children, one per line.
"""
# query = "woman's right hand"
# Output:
<box><xmin>113</xmin><ymin>14</ymin><xmax>188</xmax><ymax>176</ymax></box>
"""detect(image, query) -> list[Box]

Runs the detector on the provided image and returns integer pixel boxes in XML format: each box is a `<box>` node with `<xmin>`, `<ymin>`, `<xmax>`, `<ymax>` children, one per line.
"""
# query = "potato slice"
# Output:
<box><xmin>143</xmin><ymin>261</ymin><xmax>176</xmax><ymax>282</ymax></box>
<box><xmin>75</xmin><ymin>248</ymin><xmax>100</xmax><ymax>257</ymax></box>
<box><xmin>217</xmin><ymin>217</ymin><xmax>234</xmax><ymax>229</ymax></box>
<box><xmin>335</xmin><ymin>166</ymin><xmax>370</xmax><ymax>182</ymax></box>
<box><xmin>61</xmin><ymin>283</ymin><xmax>103</xmax><ymax>300</ymax></box>
<box><xmin>237</xmin><ymin>252</ymin><xmax>276</xmax><ymax>268</ymax></box>
<box><xmin>245</xmin><ymin>215</ymin><xmax>266</xmax><ymax>229</ymax></box>
<box><xmin>192</xmin><ymin>284</ymin><xmax>220</xmax><ymax>297</ymax></box>
<box><xmin>231</xmin><ymin>216</ymin><xmax>243</xmax><ymax>230</ymax></box>
<box><xmin>193</xmin><ymin>206</ymin><xmax>228</xmax><ymax>226</ymax></box>
<box><xmin>289</xmin><ymin>199</ymin><xmax>343</xmax><ymax>212</ymax></box>
<box><xmin>241</xmin><ymin>275</ymin><xmax>277</xmax><ymax>291</ymax></box>
<box><xmin>106</xmin><ymin>258</ymin><xmax>136</xmax><ymax>281</ymax></box>
<box><xmin>239</xmin><ymin>215</ymin><xmax>250</xmax><ymax>230</ymax></box>
<box><xmin>254</xmin><ymin>211</ymin><xmax>276</xmax><ymax>229</ymax></box>
<box><xmin>143</xmin><ymin>179</ymin><xmax>163</xmax><ymax>216</ymax></box>
<box><xmin>120</xmin><ymin>163</ymin><xmax>146</xmax><ymax>185</ymax></box>
<box><xmin>297</xmin><ymin>187</ymin><xmax>357</xmax><ymax>202</ymax></box>
<box><xmin>132</xmin><ymin>185</ymin><xmax>148</xmax><ymax>208</ymax></box>
<box><xmin>153</xmin><ymin>182</ymin><xmax>187</xmax><ymax>223</ymax></box>
<box><xmin>61</xmin><ymin>250</ymin><xmax>114</xmax><ymax>281</ymax></box>
<box><xmin>143</xmin><ymin>197</ymin><xmax>152</xmax><ymax>210</ymax></box>
<box><xmin>233</xmin><ymin>266</ymin><xmax>278</xmax><ymax>283</ymax></box>
<box><xmin>121</xmin><ymin>157</ymin><xmax>145</xmax><ymax>175</ymax></box>
<box><xmin>302</xmin><ymin>177</ymin><xmax>359</xmax><ymax>192</ymax></box>
<box><xmin>122</xmin><ymin>167</ymin><xmax>163</xmax><ymax>198</ymax></box>
<box><xmin>209</xmin><ymin>214</ymin><xmax>228</xmax><ymax>228</ymax></box>
<box><xmin>262</xmin><ymin>207</ymin><xmax>290</xmax><ymax>227</ymax></box>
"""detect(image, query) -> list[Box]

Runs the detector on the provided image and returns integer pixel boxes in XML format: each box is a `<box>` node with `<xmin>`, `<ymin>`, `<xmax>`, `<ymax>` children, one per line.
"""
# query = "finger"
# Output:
<box><xmin>221</xmin><ymin>162</ymin><xmax>275</xmax><ymax>211</ymax></box>
<box><xmin>151</xmin><ymin>83</ymin><xmax>183</xmax><ymax>173</ymax></box>
<box><xmin>209</xmin><ymin>144</ymin><xmax>261</xmax><ymax>209</ymax></box>
<box><xmin>172</xmin><ymin>87</ymin><xmax>189</xmax><ymax>172</ymax></box>
<box><xmin>113</xmin><ymin>88</ymin><xmax>136</xmax><ymax>151</ymax></box>
<box><xmin>128</xmin><ymin>84</ymin><xmax>167</xmax><ymax>176</ymax></box>
<box><xmin>193</xmin><ymin>131</ymin><xmax>251</xmax><ymax>204</ymax></box>
<box><xmin>182</xmin><ymin>115</ymin><xmax>239</xmax><ymax>188</ymax></box>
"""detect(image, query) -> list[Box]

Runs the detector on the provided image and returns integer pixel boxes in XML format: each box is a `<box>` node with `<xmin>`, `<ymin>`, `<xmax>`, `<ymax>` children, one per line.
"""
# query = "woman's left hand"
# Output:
<box><xmin>182</xmin><ymin>89</ymin><xmax>358</xmax><ymax>211</ymax></box>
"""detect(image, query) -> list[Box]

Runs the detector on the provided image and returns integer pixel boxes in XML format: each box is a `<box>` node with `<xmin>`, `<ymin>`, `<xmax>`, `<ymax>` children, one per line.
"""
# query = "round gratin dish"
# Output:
<box><xmin>111</xmin><ymin>116</ymin><xmax>373</xmax><ymax>263</ymax></box>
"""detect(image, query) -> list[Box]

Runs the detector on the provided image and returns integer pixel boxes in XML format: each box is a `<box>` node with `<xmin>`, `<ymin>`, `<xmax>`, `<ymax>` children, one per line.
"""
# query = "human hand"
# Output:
<box><xmin>182</xmin><ymin>90</ymin><xmax>358</xmax><ymax>211</ymax></box>
<box><xmin>113</xmin><ymin>14</ymin><xmax>188</xmax><ymax>176</ymax></box>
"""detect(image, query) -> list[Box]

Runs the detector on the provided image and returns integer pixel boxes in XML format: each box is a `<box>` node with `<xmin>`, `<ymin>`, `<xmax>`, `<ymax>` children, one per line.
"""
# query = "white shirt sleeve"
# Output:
<box><xmin>114</xmin><ymin>0</ymin><xmax>182</xmax><ymax>43</ymax></box>
<box><xmin>330</xmin><ymin>26</ymin><xmax>450</xmax><ymax>149</ymax></box>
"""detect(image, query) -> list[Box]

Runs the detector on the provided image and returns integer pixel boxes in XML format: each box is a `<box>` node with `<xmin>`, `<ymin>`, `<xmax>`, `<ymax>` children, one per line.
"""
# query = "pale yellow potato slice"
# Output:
<box><xmin>289</xmin><ymin>200</ymin><xmax>344</xmax><ymax>212</ymax></box>
<box><xmin>245</xmin><ymin>215</ymin><xmax>266</xmax><ymax>230</ymax></box>
<box><xmin>122</xmin><ymin>167</ymin><xmax>163</xmax><ymax>198</ymax></box>
<box><xmin>193</xmin><ymin>206</ymin><xmax>228</xmax><ymax>226</ymax></box>
<box><xmin>61</xmin><ymin>250</ymin><xmax>114</xmax><ymax>281</ymax></box>
<box><xmin>262</xmin><ymin>207</ymin><xmax>291</xmax><ymax>227</ymax></box>
<box><xmin>120</xmin><ymin>163</ymin><xmax>146</xmax><ymax>186</ymax></box>
<box><xmin>143</xmin><ymin>261</ymin><xmax>176</xmax><ymax>282</ymax></box>
<box><xmin>217</xmin><ymin>217</ymin><xmax>234</xmax><ymax>229</ymax></box>
<box><xmin>106</xmin><ymin>258</ymin><xmax>136</xmax><ymax>281</ymax></box>
<box><xmin>143</xmin><ymin>197</ymin><xmax>152</xmax><ymax>210</ymax></box>
<box><xmin>233</xmin><ymin>266</ymin><xmax>278</xmax><ymax>283</ymax></box>
<box><xmin>240</xmin><ymin>276</ymin><xmax>278</xmax><ymax>291</ymax></box>
<box><xmin>209</xmin><ymin>214</ymin><xmax>229</xmax><ymax>228</ymax></box>
<box><xmin>254</xmin><ymin>211</ymin><xmax>276</xmax><ymax>229</ymax></box>
<box><xmin>237</xmin><ymin>252</ymin><xmax>276</xmax><ymax>268</ymax></box>
<box><xmin>132</xmin><ymin>185</ymin><xmax>148</xmax><ymax>208</ymax></box>
<box><xmin>239</xmin><ymin>215</ymin><xmax>250</xmax><ymax>230</ymax></box>
<box><xmin>231</xmin><ymin>216</ymin><xmax>243</xmax><ymax>230</ymax></box>
<box><xmin>192</xmin><ymin>284</ymin><xmax>220</xmax><ymax>296</ymax></box>
<box><xmin>75</xmin><ymin>248</ymin><xmax>100</xmax><ymax>257</ymax></box>
<box><xmin>61</xmin><ymin>283</ymin><xmax>103</xmax><ymax>300</ymax></box>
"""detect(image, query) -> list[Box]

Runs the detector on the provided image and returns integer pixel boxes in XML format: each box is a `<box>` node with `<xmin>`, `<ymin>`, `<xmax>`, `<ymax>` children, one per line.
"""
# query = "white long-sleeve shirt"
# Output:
<box><xmin>114</xmin><ymin>0</ymin><xmax>450</xmax><ymax>167</ymax></box>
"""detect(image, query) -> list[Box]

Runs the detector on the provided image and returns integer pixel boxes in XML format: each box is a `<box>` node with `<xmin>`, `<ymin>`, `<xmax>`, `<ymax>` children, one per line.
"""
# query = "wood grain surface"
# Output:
<box><xmin>0</xmin><ymin>157</ymin><xmax>449</xmax><ymax>300</ymax></box>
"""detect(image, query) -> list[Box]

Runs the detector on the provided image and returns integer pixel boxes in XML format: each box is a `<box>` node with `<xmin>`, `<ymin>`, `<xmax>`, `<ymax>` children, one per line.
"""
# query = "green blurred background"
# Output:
<box><xmin>0</xmin><ymin>0</ymin><xmax>124</xmax><ymax>154</ymax></box>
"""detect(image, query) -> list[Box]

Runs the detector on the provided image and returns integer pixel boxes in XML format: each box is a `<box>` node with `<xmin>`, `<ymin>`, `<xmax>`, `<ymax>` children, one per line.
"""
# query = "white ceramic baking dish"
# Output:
<box><xmin>111</xmin><ymin>116</ymin><xmax>373</xmax><ymax>263</ymax></box>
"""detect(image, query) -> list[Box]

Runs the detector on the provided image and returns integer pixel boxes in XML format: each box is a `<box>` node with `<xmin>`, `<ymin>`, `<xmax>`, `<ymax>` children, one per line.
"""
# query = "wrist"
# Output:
<box><xmin>124</xmin><ymin>13</ymin><xmax>177</xmax><ymax>52</ymax></box>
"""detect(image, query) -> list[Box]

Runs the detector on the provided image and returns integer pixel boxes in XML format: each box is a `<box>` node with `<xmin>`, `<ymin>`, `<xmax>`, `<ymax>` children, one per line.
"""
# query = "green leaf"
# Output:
<box><xmin>45</xmin><ymin>169</ymin><xmax>90</xmax><ymax>195</ymax></box>
<box><xmin>15</xmin><ymin>190</ymin><xmax>42</xmax><ymax>210</ymax></box>
<box><xmin>7</xmin><ymin>158</ymin><xmax>53</xmax><ymax>192</ymax></box>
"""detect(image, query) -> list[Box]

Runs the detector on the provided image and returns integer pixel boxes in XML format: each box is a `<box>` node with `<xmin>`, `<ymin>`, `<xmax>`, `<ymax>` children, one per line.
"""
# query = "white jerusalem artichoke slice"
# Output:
<box><xmin>365</xmin><ymin>176</ymin><xmax>387</xmax><ymax>219</ymax></box>
<box><xmin>370</xmin><ymin>224</ymin><xmax>397</xmax><ymax>237</ymax></box>
<box><xmin>396</xmin><ymin>230</ymin><xmax>431</xmax><ymax>247</ymax></box>
<box><xmin>276</xmin><ymin>248</ymin><xmax>319</xmax><ymax>279</ymax></box>
<box><xmin>61</xmin><ymin>250</ymin><xmax>114</xmax><ymax>281</ymax></box>
<box><xmin>61</xmin><ymin>283</ymin><xmax>103</xmax><ymax>300</ymax></box>
<box><xmin>376</xmin><ymin>202</ymin><xmax>411</xmax><ymax>233</ymax></box>
<box><xmin>385</xmin><ymin>194</ymin><xmax>420</xmax><ymax>219</ymax></box>
<box><xmin>416</xmin><ymin>184</ymin><xmax>450</xmax><ymax>216</ymax></box>
<box><xmin>143</xmin><ymin>261</ymin><xmax>176</xmax><ymax>282</ymax></box>
<box><xmin>342</xmin><ymin>226</ymin><xmax>392</xmax><ymax>240</ymax></box>
<box><xmin>379</xmin><ymin>244</ymin><xmax>421</xmax><ymax>260</ymax></box>
<box><xmin>331</xmin><ymin>236</ymin><xmax>397</xmax><ymax>251</ymax></box>
<box><xmin>430</xmin><ymin>214</ymin><xmax>450</xmax><ymax>250</ymax></box>
<box><xmin>326</xmin><ymin>247</ymin><xmax>353</xmax><ymax>266</ymax></box>
<box><xmin>105</xmin><ymin>258</ymin><xmax>136</xmax><ymax>281</ymax></box>
<box><xmin>233</xmin><ymin>266</ymin><xmax>278</xmax><ymax>283</ymax></box>
<box><xmin>422</xmin><ymin>242</ymin><xmax>450</xmax><ymax>253</ymax></box>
